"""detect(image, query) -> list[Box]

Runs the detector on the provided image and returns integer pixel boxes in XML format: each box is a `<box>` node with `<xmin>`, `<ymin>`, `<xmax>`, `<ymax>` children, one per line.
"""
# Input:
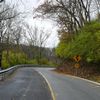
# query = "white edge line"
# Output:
<box><xmin>54</xmin><ymin>70</ymin><xmax>100</xmax><ymax>86</ymax></box>
<box><xmin>38</xmin><ymin>71</ymin><xmax>56</xmax><ymax>100</ymax></box>
<box><xmin>66</xmin><ymin>74</ymin><xmax>100</xmax><ymax>86</ymax></box>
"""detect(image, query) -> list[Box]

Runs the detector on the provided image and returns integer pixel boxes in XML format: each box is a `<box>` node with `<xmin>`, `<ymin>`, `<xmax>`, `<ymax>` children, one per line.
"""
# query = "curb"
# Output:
<box><xmin>38</xmin><ymin>72</ymin><xmax>56</xmax><ymax>100</ymax></box>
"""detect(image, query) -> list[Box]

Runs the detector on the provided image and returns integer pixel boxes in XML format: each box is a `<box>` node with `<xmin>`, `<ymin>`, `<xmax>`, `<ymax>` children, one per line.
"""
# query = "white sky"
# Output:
<box><xmin>6</xmin><ymin>0</ymin><xmax>59</xmax><ymax>48</ymax></box>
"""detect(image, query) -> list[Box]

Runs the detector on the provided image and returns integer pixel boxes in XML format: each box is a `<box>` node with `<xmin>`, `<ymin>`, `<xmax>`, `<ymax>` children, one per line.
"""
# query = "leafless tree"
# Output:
<box><xmin>24</xmin><ymin>24</ymin><xmax>50</xmax><ymax>47</ymax></box>
<box><xmin>24</xmin><ymin>24</ymin><xmax>51</xmax><ymax>63</ymax></box>
<box><xmin>0</xmin><ymin>3</ymin><xmax>23</xmax><ymax>69</ymax></box>
<box><xmin>0</xmin><ymin>0</ymin><xmax>4</xmax><ymax>3</ymax></box>
<box><xmin>95</xmin><ymin>0</ymin><xmax>100</xmax><ymax>19</ymax></box>
<box><xmin>34</xmin><ymin>0</ymin><xmax>98</xmax><ymax>34</ymax></box>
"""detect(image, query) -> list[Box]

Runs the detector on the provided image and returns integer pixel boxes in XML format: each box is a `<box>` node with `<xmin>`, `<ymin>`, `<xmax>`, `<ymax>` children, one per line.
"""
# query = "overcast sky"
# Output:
<box><xmin>6</xmin><ymin>0</ymin><xmax>59</xmax><ymax>48</ymax></box>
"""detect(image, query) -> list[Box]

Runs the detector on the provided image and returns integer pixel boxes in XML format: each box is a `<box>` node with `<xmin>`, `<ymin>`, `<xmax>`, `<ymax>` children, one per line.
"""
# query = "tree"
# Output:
<box><xmin>24</xmin><ymin>24</ymin><xmax>51</xmax><ymax>63</ymax></box>
<box><xmin>56</xmin><ymin>20</ymin><xmax>100</xmax><ymax>63</ymax></box>
<box><xmin>34</xmin><ymin>0</ymin><xmax>95</xmax><ymax>34</ymax></box>
<box><xmin>0</xmin><ymin>0</ymin><xmax>4</xmax><ymax>3</ymax></box>
<box><xmin>0</xmin><ymin>3</ymin><xmax>22</xmax><ymax>69</ymax></box>
<box><xmin>95</xmin><ymin>0</ymin><xmax>100</xmax><ymax>20</ymax></box>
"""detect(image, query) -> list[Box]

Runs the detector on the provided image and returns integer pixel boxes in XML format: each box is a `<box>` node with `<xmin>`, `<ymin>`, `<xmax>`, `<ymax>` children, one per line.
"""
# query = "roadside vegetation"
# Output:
<box><xmin>55</xmin><ymin>20</ymin><xmax>100</xmax><ymax>82</ymax></box>
<box><xmin>56</xmin><ymin>20</ymin><xmax>100</xmax><ymax>63</ymax></box>
<box><xmin>34</xmin><ymin>0</ymin><xmax>100</xmax><ymax>82</ymax></box>
<box><xmin>2</xmin><ymin>49</ymin><xmax>56</xmax><ymax>69</ymax></box>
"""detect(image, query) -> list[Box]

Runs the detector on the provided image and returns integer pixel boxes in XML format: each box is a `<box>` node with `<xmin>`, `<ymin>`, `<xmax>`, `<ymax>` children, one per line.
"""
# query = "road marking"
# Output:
<box><xmin>93</xmin><ymin>85</ymin><xmax>100</xmax><ymax>87</ymax></box>
<box><xmin>54</xmin><ymin>71</ymin><xmax>100</xmax><ymax>86</ymax></box>
<box><xmin>38</xmin><ymin>71</ymin><xmax>56</xmax><ymax>100</ymax></box>
<box><xmin>66</xmin><ymin>75</ymin><xmax>100</xmax><ymax>86</ymax></box>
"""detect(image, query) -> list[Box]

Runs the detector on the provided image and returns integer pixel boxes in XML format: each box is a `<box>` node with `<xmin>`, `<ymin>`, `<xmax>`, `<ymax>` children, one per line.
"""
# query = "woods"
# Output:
<box><xmin>0</xmin><ymin>1</ymin><xmax>56</xmax><ymax>69</ymax></box>
<box><xmin>56</xmin><ymin>20</ymin><xmax>100</xmax><ymax>63</ymax></box>
<box><xmin>34</xmin><ymin>0</ymin><xmax>99</xmax><ymax>33</ymax></box>
<box><xmin>0</xmin><ymin>3</ymin><xmax>22</xmax><ymax>69</ymax></box>
<box><xmin>34</xmin><ymin>0</ymin><xmax>100</xmax><ymax>79</ymax></box>
<box><xmin>34</xmin><ymin>0</ymin><xmax>100</xmax><ymax>62</ymax></box>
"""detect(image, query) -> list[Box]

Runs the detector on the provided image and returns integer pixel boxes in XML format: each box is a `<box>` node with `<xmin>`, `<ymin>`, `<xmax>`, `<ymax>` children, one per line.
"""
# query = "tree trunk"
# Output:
<box><xmin>0</xmin><ymin>52</ymin><xmax>2</xmax><ymax>69</ymax></box>
<box><xmin>0</xmin><ymin>37</ymin><xmax>2</xmax><ymax>69</ymax></box>
<box><xmin>39</xmin><ymin>47</ymin><xmax>42</xmax><ymax>64</ymax></box>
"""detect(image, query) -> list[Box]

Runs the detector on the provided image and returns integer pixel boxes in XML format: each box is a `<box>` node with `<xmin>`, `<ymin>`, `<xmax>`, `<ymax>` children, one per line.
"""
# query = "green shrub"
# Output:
<box><xmin>26</xmin><ymin>59</ymin><xmax>38</xmax><ymax>64</ymax></box>
<box><xmin>2</xmin><ymin>60</ymin><xmax>10</xmax><ymax>69</ymax></box>
<box><xmin>39</xmin><ymin>58</ymin><xmax>49</xmax><ymax>65</ymax></box>
<box><xmin>47</xmin><ymin>61</ymin><xmax>57</xmax><ymax>67</ymax></box>
<box><xmin>2</xmin><ymin>51</ymin><xmax>28</xmax><ymax>68</ymax></box>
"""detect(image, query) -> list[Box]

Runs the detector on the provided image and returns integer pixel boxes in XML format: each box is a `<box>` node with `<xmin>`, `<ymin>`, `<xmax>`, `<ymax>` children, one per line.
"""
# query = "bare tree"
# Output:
<box><xmin>0</xmin><ymin>3</ymin><xmax>22</xmax><ymax>69</ymax></box>
<box><xmin>0</xmin><ymin>0</ymin><xmax>4</xmax><ymax>3</ymax></box>
<box><xmin>24</xmin><ymin>24</ymin><xmax>51</xmax><ymax>63</ymax></box>
<box><xmin>24</xmin><ymin>24</ymin><xmax>50</xmax><ymax>47</ymax></box>
<box><xmin>95</xmin><ymin>0</ymin><xmax>100</xmax><ymax>19</ymax></box>
<box><xmin>34</xmin><ymin>0</ymin><xmax>98</xmax><ymax>34</ymax></box>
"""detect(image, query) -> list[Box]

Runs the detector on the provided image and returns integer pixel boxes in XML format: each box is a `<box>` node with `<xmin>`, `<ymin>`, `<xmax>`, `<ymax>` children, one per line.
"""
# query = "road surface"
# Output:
<box><xmin>35</xmin><ymin>68</ymin><xmax>100</xmax><ymax>100</ymax></box>
<box><xmin>0</xmin><ymin>67</ymin><xmax>100</xmax><ymax>100</ymax></box>
<box><xmin>0</xmin><ymin>67</ymin><xmax>52</xmax><ymax>100</ymax></box>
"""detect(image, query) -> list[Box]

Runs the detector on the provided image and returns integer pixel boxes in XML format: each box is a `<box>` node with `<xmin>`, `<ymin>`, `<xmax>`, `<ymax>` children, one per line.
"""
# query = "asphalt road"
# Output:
<box><xmin>0</xmin><ymin>68</ymin><xmax>52</xmax><ymax>100</ymax></box>
<box><xmin>35</xmin><ymin>68</ymin><xmax>100</xmax><ymax>100</ymax></box>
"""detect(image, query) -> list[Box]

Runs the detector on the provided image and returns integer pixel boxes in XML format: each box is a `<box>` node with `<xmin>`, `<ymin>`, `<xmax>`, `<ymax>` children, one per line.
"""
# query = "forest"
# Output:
<box><xmin>34</xmin><ymin>0</ymin><xmax>100</xmax><ymax>81</ymax></box>
<box><xmin>0</xmin><ymin>1</ymin><xmax>56</xmax><ymax>69</ymax></box>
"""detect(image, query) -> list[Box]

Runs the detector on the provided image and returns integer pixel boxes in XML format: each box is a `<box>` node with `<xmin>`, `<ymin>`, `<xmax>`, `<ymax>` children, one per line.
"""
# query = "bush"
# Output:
<box><xmin>38</xmin><ymin>58</ymin><xmax>49</xmax><ymax>65</ymax></box>
<box><xmin>26</xmin><ymin>59</ymin><xmax>38</xmax><ymax>64</ymax></box>
<box><xmin>2</xmin><ymin>51</ymin><xmax>27</xmax><ymax>68</ymax></box>
<box><xmin>2</xmin><ymin>60</ymin><xmax>10</xmax><ymax>69</ymax></box>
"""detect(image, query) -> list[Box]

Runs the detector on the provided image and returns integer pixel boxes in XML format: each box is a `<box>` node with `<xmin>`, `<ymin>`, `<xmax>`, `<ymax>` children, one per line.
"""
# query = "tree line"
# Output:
<box><xmin>0</xmin><ymin>1</ymin><xmax>56</xmax><ymax>69</ymax></box>
<box><xmin>34</xmin><ymin>0</ymin><xmax>100</xmax><ymax>65</ymax></box>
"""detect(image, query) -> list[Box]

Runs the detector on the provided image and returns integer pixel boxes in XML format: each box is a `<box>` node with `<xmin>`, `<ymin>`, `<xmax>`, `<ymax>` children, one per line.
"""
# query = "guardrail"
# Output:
<box><xmin>0</xmin><ymin>64</ymin><xmax>55</xmax><ymax>81</ymax></box>
<box><xmin>0</xmin><ymin>65</ymin><xmax>20</xmax><ymax>81</ymax></box>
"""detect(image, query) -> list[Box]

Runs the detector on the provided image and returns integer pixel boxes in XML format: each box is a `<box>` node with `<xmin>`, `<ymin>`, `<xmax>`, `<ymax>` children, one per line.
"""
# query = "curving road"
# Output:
<box><xmin>0</xmin><ymin>68</ymin><xmax>52</xmax><ymax>100</ymax></box>
<box><xmin>35</xmin><ymin>68</ymin><xmax>100</xmax><ymax>100</ymax></box>
<box><xmin>0</xmin><ymin>67</ymin><xmax>100</xmax><ymax>100</ymax></box>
